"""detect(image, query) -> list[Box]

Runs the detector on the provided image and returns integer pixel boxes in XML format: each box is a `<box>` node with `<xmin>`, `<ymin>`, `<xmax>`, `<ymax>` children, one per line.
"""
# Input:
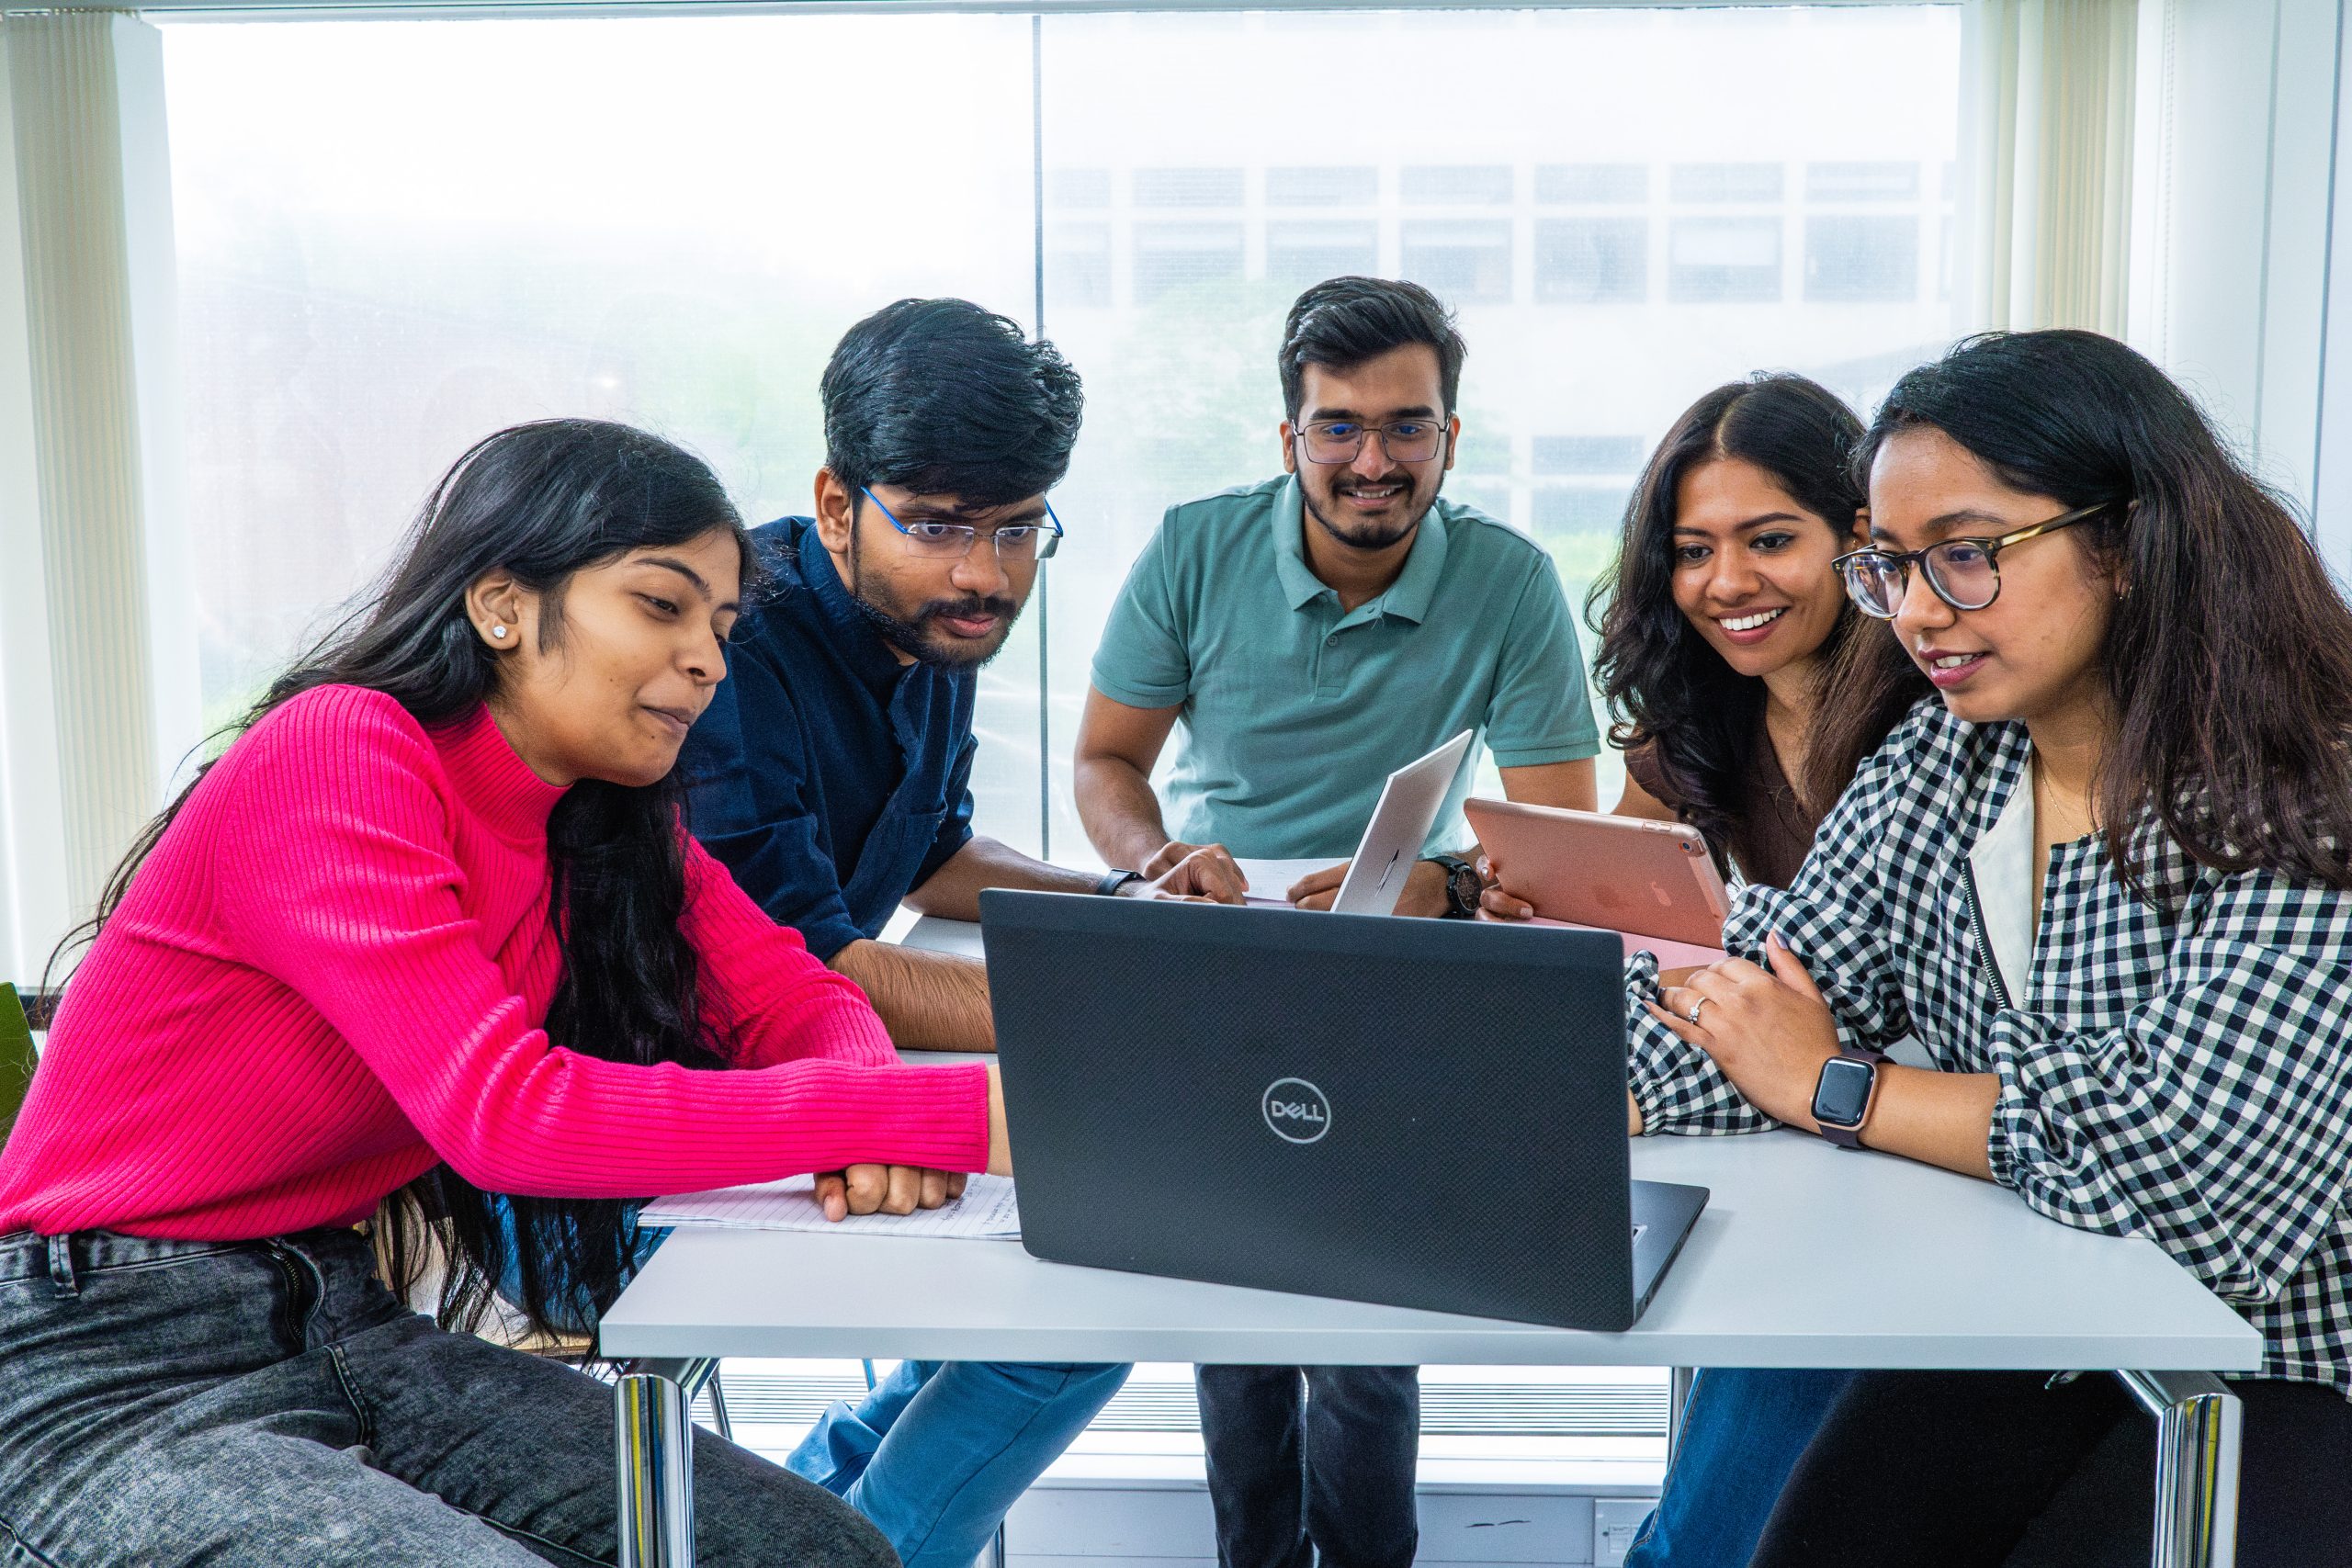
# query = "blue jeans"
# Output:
<box><xmin>0</xmin><ymin>1225</ymin><xmax>887</xmax><ymax>1567</ymax></box>
<box><xmin>786</xmin><ymin>1359</ymin><xmax>1133</xmax><ymax>1568</ymax></box>
<box><xmin>1623</xmin><ymin>1368</ymin><xmax>1852</xmax><ymax>1568</ymax></box>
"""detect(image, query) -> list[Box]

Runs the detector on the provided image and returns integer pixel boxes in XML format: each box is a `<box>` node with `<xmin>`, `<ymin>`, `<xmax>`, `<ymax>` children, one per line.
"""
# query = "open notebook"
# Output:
<box><xmin>641</xmin><ymin>1173</ymin><xmax>1022</xmax><ymax>1240</ymax></box>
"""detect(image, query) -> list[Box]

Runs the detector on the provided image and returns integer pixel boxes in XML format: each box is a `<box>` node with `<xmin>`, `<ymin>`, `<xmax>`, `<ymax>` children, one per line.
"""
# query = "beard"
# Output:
<box><xmin>1301</xmin><ymin>466</ymin><xmax>1442</xmax><ymax>553</ymax></box>
<box><xmin>849</xmin><ymin>532</ymin><xmax>1024</xmax><ymax>670</ymax></box>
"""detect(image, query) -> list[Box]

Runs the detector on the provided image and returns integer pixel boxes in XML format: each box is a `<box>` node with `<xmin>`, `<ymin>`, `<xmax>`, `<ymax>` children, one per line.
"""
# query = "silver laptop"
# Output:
<box><xmin>1317</xmin><ymin>728</ymin><xmax>1476</xmax><ymax>915</ymax></box>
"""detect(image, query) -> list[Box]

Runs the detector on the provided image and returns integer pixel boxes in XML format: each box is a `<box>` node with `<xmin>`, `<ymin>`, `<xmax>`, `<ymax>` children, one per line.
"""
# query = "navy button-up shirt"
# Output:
<box><xmin>682</xmin><ymin>516</ymin><xmax>977</xmax><ymax>961</ymax></box>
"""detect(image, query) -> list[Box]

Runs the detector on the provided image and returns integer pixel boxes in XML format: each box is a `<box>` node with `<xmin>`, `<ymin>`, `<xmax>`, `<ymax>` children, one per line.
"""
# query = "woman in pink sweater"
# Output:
<box><xmin>0</xmin><ymin>419</ymin><xmax>1001</xmax><ymax>1566</ymax></box>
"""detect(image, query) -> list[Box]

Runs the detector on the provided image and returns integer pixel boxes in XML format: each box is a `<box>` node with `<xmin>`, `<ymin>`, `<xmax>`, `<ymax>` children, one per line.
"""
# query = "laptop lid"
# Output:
<box><xmin>1326</xmin><ymin>729</ymin><xmax>1476</xmax><ymax>916</ymax></box>
<box><xmin>981</xmin><ymin>890</ymin><xmax>1703</xmax><ymax>1331</ymax></box>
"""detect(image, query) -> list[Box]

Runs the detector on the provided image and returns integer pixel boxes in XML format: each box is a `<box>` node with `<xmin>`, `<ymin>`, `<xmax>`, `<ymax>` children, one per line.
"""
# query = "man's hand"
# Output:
<box><xmin>1134</xmin><ymin>840</ymin><xmax>1249</xmax><ymax>903</ymax></box>
<box><xmin>1288</xmin><ymin>857</ymin><xmax>1448</xmax><ymax>918</ymax></box>
<box><xmin>814</xmin><ymin>1165</ymin><xmax>970</xmax><ymax>1222</ymax></box>
<box><xmin>1647</xmin><ymin>933</ymin><xmax>1839</xmax><ymax>1128</ymax></box>
<box><xmin>1477</xmin><ymin>851</ymin><xmax>1536</xmax><ymax>920</ymax></box>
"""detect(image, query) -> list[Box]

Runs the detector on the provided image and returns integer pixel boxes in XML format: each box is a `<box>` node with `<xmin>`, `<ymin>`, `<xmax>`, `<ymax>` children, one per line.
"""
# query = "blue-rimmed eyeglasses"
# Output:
<box><xmin>861</xmin><ymin>488</ymin><xmax>1063</xmax><ymax>562</ymax></box>
<box><xmin>1290</xmin><ymin>417</ymin><xmax>1449</xmax><ymax>466</ymax></box>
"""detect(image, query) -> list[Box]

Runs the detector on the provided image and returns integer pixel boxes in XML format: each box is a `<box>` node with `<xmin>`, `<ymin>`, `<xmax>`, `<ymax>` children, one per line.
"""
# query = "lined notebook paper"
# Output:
<box><xmin>641</xmin><ymin>1173</ymin><xmax>1022</xmax><ymax>1240</ymax></box>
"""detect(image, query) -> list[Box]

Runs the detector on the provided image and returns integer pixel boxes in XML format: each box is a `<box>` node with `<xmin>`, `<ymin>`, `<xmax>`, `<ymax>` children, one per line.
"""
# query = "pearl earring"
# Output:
<box><xmin>491</xmin><ymin>625</ymin><xmax>508</xmax><ymax>639</ymax></box>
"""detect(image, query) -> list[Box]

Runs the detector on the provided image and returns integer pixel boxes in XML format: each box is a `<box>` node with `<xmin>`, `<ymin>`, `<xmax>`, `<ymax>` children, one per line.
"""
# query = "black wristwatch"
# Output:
<box><xmin>1424</xmin><ymin>853</ymin><xmax>1483</xmax><ymax>919</ymax></box>
<box><xmin>1093</xmin><ymin>869</ymin><xmax>1144</xmax><ymax>897</ymax></box>
<box><xmin>1811</xmin><ymin>1044</ymin><xmax>1890</xmax><ymax>1149</ymax></box>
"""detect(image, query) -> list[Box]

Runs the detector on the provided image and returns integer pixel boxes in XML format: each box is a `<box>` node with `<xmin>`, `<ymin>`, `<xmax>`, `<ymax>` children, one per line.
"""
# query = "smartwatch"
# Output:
<box><xmin>1423</xmin><ymin>853</ymin><xmax>1484</xmax><ymax>919</ymax></box>
<box><xmin>1093</xmin><ymin>869</ymin><xmax>1144</xmax><ymax>897</ymax></box>
<box><xmin>1811</xmin><ymin>1044</ymin><xmax>1889</xmax><ymax>1149</ymax></box>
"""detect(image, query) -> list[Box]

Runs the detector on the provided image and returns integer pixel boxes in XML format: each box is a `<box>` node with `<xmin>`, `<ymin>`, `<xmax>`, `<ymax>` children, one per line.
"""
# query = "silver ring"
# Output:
<box><xmin>1687</xmin><ymin>997</ymin><xmax>1709</xmax><ymax>1027</ymax></box>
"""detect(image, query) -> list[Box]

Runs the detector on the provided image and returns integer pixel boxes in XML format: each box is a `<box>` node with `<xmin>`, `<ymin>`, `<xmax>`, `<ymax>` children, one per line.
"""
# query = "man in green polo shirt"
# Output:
<box><xmin>1072</xmin><ymin>276</ymin><xmax>1600</xmax><ymax>1568</ymax></box>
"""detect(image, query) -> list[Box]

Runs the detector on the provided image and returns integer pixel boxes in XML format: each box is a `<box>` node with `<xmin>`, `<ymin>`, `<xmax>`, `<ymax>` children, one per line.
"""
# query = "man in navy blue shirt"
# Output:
<box><xmin>681</xmin><ymin>299</ymin><xmax>1234</xmax><ymax>1568</ymax></box>
<box><xmin>687</xmin><ymin>299</ymin><xmax>1236</xmax><ymax>1052</ymax></box>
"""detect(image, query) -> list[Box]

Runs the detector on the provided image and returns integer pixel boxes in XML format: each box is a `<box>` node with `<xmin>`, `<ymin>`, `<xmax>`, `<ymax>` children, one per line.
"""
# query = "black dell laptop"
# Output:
<box><xmin>978</xmin><ymin>890</ymin><xmax>1707</xmax><ymax>1333</ymax></box>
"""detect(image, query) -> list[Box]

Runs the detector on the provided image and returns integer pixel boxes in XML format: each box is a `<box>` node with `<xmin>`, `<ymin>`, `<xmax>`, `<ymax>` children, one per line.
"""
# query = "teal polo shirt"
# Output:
<box><xmin>1090</xmin><ymin>474</ymin><xmax>1600</xmax><ymax>860</ymax></box>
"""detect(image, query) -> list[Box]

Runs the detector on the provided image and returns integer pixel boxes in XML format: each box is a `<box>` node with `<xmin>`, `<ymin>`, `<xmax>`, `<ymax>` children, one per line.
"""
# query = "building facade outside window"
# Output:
<box><xmin>164</xmin><ymin>4</ymin><xmax>1964</xmax><ymax>853</ymax></box>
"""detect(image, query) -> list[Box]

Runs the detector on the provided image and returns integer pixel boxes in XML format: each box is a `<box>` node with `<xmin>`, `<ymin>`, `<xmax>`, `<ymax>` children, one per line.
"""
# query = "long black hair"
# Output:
<box><xmin>1859</xmin><ymin>329</ymin><xmax>2352</xmax><ymax>899</ymax></box>
<box><xmin>1589</xmin><ymin>374</ymin><xmax>1926</xmax><ymax>857</ymax></box>
<box><xmin>54</xmin><ymin>418</ymin><xmax>759</xmax><ymax>1338</ymax></box>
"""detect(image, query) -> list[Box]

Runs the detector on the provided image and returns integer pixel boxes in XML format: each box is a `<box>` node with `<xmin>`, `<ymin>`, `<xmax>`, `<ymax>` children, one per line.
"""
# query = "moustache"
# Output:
<box><xmin>915</xmin><ymin>595</ymin><xmax>1023</xmax><ymax>626</ymax></box>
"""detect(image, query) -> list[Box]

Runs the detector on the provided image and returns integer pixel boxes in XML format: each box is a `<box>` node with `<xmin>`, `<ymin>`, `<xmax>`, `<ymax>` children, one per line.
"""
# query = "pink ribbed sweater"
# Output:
<box><xmin>0</xmin><ymin>685</ymin><xmax>990</xmax><ymax>1240</ymax></box>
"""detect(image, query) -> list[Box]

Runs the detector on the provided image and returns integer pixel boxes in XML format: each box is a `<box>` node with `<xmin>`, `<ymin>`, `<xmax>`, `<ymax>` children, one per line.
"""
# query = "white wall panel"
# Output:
<box><xmin>2138</xmin><ymin>0</ymin><xmax>2342</xmax><ymax>512</ymax></box>
<box><xmin>2313</xmin><ymin>1</ymin><xmax>2352</xmax><ymax>578</ymax></box>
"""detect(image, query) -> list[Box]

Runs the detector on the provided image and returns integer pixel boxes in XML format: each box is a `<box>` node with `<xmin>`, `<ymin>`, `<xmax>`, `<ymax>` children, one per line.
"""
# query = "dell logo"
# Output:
<box><xmin>1261</xmin><ymin>1077</ymin><xmax>1332</xmax><ymax>1145</ymax></box>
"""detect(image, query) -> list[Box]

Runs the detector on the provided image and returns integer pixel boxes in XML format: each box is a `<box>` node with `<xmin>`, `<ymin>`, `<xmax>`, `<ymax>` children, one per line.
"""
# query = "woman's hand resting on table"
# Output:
<box><xmin>813</xmin><ymin>1166</ymin><xmax>967</xmax><ymax>1222</ymax></box>
<box><xmin>1645</xmin><ymin>933</ymin><xmax>1841</xmax><ymax>1131</ymax></box>
<box><xmin>812</xmin><ymin>1063</ymin><xmax>1012</xmax><ymax>1221</ymax></box>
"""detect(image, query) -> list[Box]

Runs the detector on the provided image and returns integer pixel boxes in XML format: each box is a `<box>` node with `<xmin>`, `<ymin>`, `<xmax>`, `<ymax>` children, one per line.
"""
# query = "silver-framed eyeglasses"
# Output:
<box><xmin>1291</xmin><ymin>417</ymin><xmax>1450</xmax><ymax>466</ymax></box>
<box><xmin>862</xmin><ymin>487</ymin><xmax>1064</xmax><ymax>561</ymax></box>
<box><xmin>1832</xmin><ymin>500</ymin><xmax>2118</xmax><ymax>619</ymax></box>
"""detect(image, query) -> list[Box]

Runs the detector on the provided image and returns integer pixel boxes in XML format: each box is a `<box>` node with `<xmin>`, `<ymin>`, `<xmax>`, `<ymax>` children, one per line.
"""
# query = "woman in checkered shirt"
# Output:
<box><xmin>1630</xmin><ymin>330</ymin><xmax>2352</xmax><ymax>1567</ymax></box>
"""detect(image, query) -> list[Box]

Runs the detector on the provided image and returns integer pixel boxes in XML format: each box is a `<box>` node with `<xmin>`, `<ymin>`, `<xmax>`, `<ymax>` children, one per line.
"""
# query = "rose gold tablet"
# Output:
<box><xmin>1463</xmin><ymin>797</ymin><xmax>1730</xmax><ymax>953</ymax></box>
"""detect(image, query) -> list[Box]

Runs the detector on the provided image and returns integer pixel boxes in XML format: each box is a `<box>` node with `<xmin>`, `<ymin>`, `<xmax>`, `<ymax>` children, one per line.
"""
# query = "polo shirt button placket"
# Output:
<box><xmin>1318</xmin><ymin>625</ymin><xmax>1349</xmax><ymax>695</ymax></box>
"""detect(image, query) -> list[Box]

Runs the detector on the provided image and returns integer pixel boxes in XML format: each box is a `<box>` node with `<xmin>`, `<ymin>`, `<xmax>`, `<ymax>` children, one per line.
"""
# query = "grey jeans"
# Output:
<box><xmin>0</xmin><ymin>1225</ymin><xmax>894</xmax><ymax>1568</ymax></box>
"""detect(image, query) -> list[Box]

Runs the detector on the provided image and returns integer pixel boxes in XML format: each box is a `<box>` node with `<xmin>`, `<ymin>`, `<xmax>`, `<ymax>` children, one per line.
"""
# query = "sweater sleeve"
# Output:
<box><xmin>680</xmin><ymin>838</ymin><xmax>899</xmax><ymax>1070</ymax></box>
<box><xmin>209</xmin><ymin>691</ymin><xmax>989</xmax><ymax>1197</ymax></box>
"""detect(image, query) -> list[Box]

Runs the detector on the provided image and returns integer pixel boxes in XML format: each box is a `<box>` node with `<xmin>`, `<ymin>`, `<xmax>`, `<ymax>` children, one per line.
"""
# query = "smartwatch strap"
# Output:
<box><xmin>1815</xmin><ymin>1043</ymin><xmax>1890</xmax><ymax>1150</ymax></box>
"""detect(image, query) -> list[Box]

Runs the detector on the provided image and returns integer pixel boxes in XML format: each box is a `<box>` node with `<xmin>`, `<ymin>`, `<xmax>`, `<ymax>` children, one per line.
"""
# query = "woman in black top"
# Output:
<box><xmin>1490</xmin><ymin>374</ymin><xmax>1925</xmax><ymax>1568</ymax></box>
<box><xmin>1555</xmin><ymin>373</ymin><xmax>1917</xmax><ymax>893</ymax></box>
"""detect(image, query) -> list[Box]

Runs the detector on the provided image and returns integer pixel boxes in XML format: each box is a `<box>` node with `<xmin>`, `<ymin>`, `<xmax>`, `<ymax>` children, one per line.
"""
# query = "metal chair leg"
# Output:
<box><xmin>615</xmin><ymin>1357</ymin><xmax>720</xmax><ymax>1568</ymax></box>
<box><xmin>705</xmin><ymin>1367</ymin><xmax>733</xmax><ymax>1443</ymax></box>
<box><xmin>2116</xmin><ymin>1370</ymin><xmax>2242</xmax><ymax>1568</ymax></box>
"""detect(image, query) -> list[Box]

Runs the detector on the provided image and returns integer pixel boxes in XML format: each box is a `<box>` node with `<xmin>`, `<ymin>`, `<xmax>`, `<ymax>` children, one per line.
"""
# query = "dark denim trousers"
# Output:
<box><xmin>1623</xmin><ymin>1367</ymin><xmax>1852</xmax><ymax>1568</ymax></box>
<box><xmin>1193</xmin><ymin>1364</ymin><xmax>1419</xmax><ymax>1568</ymax></box>
<box><xmin>0</xmin><ymin>1226</ymin><xmax>893</xmax><ymax>1567</ymax></box>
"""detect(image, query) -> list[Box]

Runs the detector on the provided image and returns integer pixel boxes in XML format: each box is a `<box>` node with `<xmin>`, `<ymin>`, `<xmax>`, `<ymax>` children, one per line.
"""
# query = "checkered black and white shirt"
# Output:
<box><xmin>1627</xmin><ymin>699</ymin><xmax>2352</xmax><ymax>1395</ymax></box>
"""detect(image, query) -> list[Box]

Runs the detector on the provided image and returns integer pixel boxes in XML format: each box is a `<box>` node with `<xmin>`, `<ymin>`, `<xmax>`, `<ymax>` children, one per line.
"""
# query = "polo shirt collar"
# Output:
<box><xmin>1270</xmin><ymin>477</ymin><xmax>1453</xmax><ymax>624</ymax></box>
<box><xmin>1381</xmin><ymin>500</ymin><xmax>1451</xmax><ymax>625</ymax></box>
<box><xmin>793</xmin><ymin>519</ymin><xmax>912</xmax><ymax>695</ymax></box>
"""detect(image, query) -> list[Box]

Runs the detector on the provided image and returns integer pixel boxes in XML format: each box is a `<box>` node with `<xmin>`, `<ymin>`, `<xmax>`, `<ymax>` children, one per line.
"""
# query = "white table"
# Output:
<box><xmin>602</xmin><ymin>916</ymin><xmax>2263</xmax><ymax>1568</ymax></box>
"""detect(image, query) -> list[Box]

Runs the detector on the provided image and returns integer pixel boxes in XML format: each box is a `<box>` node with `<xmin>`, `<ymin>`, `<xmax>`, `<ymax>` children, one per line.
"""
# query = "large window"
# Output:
<box><xmin>155</xmin><ymin>0</ymin><xmax>1967</xmax><ymax>1494</ymax></box>
<box><xmin>165</xmin><ymin>13</ymin><xmax>1044</xmax><ymax>830</ymax></box>
<box><xmin>165</xmin><ymin>5</ymin><xmax>1964</xmax><ymax>859</ymax></box>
